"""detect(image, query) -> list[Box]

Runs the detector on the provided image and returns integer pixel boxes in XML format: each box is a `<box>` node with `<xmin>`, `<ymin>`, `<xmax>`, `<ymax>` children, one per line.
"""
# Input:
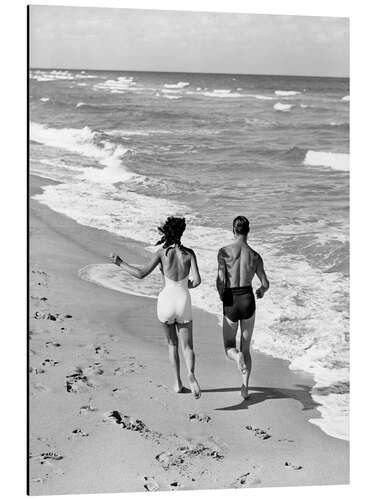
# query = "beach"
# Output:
<box><xmin>29</xmin><ymin>175</ymin><xmax>349</xmax><ymax>494</ymax></box>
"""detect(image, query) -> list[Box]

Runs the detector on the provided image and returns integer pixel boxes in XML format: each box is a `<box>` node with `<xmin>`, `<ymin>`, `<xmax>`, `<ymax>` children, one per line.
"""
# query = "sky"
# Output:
<box><xmin>29</xmin><ymin>6</ymin><xmax>349</xmax><ymax>77</ymax></box>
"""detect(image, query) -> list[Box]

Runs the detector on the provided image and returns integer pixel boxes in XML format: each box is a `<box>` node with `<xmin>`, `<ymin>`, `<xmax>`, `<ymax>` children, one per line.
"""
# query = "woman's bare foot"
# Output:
<box><xmin>236</xmin><ymin>352</ymin><xmax>247</xmax><ymax>375</ymax></box>
<box><xmin>174</xmin><ymin>381</ymin><xmax>184</xmax><ymax>393</ymax></box>
<box><xmin>188</xmin><ymin>373</ymin><xmax>201</xmax><ymax>399</ymax></box>
<box><xmin>241</xmin><ymin>384</ymin><xmax>249</xmax><ymax>400</ymax></box>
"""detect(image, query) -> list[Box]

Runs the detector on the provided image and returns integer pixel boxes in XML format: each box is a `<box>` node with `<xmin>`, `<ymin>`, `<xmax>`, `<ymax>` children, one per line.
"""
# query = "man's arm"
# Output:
<box><xmin>111</xmin><ymin>251</ymin><xmax>161</xmax><ymax>279</ymax></box>
<box><xmin>255</xmin><ymin>255</ymin><xmax>269</xmax><ymax>299</ymax></box>
<box><xmin>216</xmin><ymin>248</ymin><xmax>227</xmax><ymax>300</ymax></box>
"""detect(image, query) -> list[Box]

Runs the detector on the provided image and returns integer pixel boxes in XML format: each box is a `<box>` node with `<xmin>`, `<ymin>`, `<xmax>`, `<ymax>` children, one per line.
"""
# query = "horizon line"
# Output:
<box><xmin>29</xmin><ymin>67</ymin><xmax>349</xmax><ymax>79</ymax></box>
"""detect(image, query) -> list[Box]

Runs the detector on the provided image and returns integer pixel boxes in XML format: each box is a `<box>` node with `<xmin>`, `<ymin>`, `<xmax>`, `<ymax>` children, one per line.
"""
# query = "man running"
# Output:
<box><xmin>216</xmin><ymin>216</ymin><xmax>269</xmax><ymax>399</ymax></box>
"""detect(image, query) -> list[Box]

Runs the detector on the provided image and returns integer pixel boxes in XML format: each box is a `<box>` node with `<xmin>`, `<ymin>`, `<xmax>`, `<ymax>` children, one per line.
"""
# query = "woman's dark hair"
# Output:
<box><xmin>233</xmin><ymin>215</ymin><xmax>250</xmax><ymax>235</ymax></box>
<box><xmin>155</xmin><ymin>216</ymin><xmax>186</xmax><ymax>252</ymax></box>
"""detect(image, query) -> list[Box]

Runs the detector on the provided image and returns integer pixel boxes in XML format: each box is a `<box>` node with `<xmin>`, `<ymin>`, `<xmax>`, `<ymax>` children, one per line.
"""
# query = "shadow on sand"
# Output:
<box><xmin>200</xmin><ymin>385</ymin><xmax>319</xmax><ymax>412</ymax></box>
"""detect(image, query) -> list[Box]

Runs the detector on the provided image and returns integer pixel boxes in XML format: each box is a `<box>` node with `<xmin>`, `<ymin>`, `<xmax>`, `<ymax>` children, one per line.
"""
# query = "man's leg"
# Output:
<box><xmin>239</xmin><ymin>314</ymin><xmax>256</xmax><ymax>399</ymax></box>
<box><xmin>223</xmin><ymin>315</ymin><xmax>246</xmax><ymax>374</ymax></box>
<box><xmin>161</xmin><ymin>322</ymin><xmax>183</xmax><ymax>393</ymax></box>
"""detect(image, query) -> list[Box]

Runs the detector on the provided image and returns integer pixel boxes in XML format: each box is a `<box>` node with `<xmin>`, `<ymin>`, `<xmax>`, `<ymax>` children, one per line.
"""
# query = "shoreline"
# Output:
<box><xmin>29</xmin><ymin>174</ymin><xmax>349</xmax><ymax>494</ymax></box>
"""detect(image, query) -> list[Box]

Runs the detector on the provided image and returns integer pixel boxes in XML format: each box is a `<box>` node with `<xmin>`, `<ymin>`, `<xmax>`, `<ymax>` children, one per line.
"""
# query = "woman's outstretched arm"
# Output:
<box><xmin>110</xmin><ymin>251</ymin><xmax>161</xmax><ymax>279</ymax></box>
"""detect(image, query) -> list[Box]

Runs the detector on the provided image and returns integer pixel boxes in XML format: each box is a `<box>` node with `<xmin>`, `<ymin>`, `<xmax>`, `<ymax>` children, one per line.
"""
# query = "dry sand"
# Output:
<box><xmin>28</xmin><ymin>175</ymin><xmax>349</xmax><ymax>494</ymax></box>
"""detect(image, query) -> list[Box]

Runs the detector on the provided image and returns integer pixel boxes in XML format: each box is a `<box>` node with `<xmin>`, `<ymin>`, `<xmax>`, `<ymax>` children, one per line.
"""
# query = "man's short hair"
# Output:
<box><xmin>233</xmin><ymin>215</ymin><xmax>250</xmax><ymax>235</ymax></box>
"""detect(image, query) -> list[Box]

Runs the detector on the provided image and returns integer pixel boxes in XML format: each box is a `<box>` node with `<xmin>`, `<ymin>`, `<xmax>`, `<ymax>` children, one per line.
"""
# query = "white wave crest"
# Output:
<box><xmin>275</xmin><ymin>90</ymin><xmax>301</xmax><ymax>96</ymax></box>
<box><xmin>164</xmin><ymin>81</ymin><xmax>190</xmax><ymax>89</ymax></box>
<box><xmin>342</xmin><ymin>95</ymin><xmax>350</xmax><ymax>102</ymax></box>
<box><xmin>303</xmin><ymin>151</ymin><xmax>349</xmax><ymax>172</ymax></box>
<box><xmin>163</xmin><ymin>94</ymin><xmax>182</xmax><ymax>100</ymax></box>
<box><xmin>30</xmin><ymin>70</ymin><xmax>97</xmax><ymax>82</ymax></box>
<box><xmin>76</xmin><ymin>102</ymin><xmax>86</xmax><ymax>107</ymax></box>
<box><xmin>30</xmin><ymin>122</ymin><xmax>136</xmax><ymax>183</ymax></box>
<box><xmin>93</xmin><ymin>76</ymin><xmax>136</xmax><ymax>93</ymax></box>
<box><xmin>40</xmin><ymin>97</ymin><xmax>50</xmax><ymax>102</ymax></box>
<box><xmin>273</xmin><ymin>102</ymin><xmax>293</xmax><ymax>112</ymax></box>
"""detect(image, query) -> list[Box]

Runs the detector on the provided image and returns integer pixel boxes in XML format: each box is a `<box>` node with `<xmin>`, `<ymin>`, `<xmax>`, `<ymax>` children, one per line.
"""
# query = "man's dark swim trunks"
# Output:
<box><xmin>222</xmin><ymin>286</ymin><xmax>255</xmax><ymax>322</ymax></box>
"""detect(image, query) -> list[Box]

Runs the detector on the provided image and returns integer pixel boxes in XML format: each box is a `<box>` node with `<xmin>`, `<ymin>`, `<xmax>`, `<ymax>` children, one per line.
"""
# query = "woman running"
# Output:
<box><xmin>110</xmin><ymin>216</ymin><xmax>201</xmax><ymax>399</ymax></box>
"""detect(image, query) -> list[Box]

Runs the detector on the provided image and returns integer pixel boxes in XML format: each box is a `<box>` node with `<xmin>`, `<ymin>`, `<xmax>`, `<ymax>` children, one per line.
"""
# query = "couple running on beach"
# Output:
<box><xmin>110</xmin><ymin>215</ymin><xmax>269</xmax><ymax>400</ymax></box>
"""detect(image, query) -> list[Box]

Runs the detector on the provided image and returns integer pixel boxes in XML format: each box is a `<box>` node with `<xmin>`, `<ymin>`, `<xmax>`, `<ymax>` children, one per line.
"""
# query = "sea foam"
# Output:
<box><xmin>273</xmin><ymin>102</ymin><xmax>294</xmax><ymax>112</ymax></box>
<box><xmin>304</xmin><ymin>150</ymin><xmax>349</xmax><ymax>172</ymax></box>
<box><xmin>30</xmin><ymin>122</ymin><xmax>135</xmax><ymax>183</ymax></box>
<box><xmin>164</xmin><ymin>81</ymin><xmax>190</xmax><ymax>89</ymax></box>
<box><xmin>275</xmin><ymin>90</ymin><xmax>301</xmax><ymax>96</ymax></box>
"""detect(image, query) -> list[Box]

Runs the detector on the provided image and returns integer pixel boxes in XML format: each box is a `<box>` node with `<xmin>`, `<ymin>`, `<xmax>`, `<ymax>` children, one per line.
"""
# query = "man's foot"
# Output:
<box><xmin>241</xmin><ymin>384</ymin><xmax>249</xmax><ymax>400</ymax></box>
<box><xmin>236</xmin><ymin>352</ymin><xmax>247</xmax><ymax>375</ymax></box>
<box><xmin>188</xmin><ymin>373</ymin><xmax>201</xmax><ymax>399</ymax></box>
<box><xmin>174</xmin><ymin>384</ymin><xmax>189</xmax><ymax>394</ymax></box>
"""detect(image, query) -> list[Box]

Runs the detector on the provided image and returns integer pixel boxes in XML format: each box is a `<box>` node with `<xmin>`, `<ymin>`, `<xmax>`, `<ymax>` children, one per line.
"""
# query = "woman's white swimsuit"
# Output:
<box><xmin>157</xmin><ymin>275</ymin><xmax>192</xmax><ymax>324</ymax></box>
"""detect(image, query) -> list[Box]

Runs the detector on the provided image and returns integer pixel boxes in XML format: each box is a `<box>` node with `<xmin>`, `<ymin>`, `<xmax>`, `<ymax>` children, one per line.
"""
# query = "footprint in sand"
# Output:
<box><xmin>32</xmin><ymin>270</ymin><xmax>48</xmax><ymax>276</ymax></box>
<box><xmin>85</xmin><ymin>363</ymin><xmax>104</xmax><ymax>376</ymax></box>
<box><xmin>156</xmin><ymin>444</ymin><xmax>224</xmax><ymax>471</ymax></box>
<box><xmin>169</xmin><ymin>481</ymin><xmax>181</xmax><ymax>489</ymax></box>
<box><xmin>230</xmin><ymin>471</ymin><xmax>261</xmax><ymax>487</ymax></box>
<box><xmin>45</xmin><ymin>341</ymin><xmax>61</xmax><ymax>348</ymax></box>
<box><xmin>143</xmin><ymin>476</ymin><xmax>159</xmax><ymax>492</ymax></box>
<box><xmin>188</xmin><ymin>413</ymin><xmax>211</xmax><ymax>424</ymax></box>
<box><xmin>284</xmin><ymin>461</ymin><xmax>303</xmax><ymax>471</ymax></box>
<box><xmin>33</xmin><ymin>312</ymin><xmax>58</xmax><ymax>321</ymax></box>
<box><xmin>41</xmin><ymin>359</ymin><xmax>59</xmax><ymax>367</ymax></box>
<box><xmin>79</xmin><ymin>403</ymin><xmax>98</xmax><ymax>415</ymax></box>
<box><xmin>103</xmin><ymin>411</ymin><xmax>161</xmax><ymax>442</ymax></box>
<box><xmin>66</xmin><ymin>368</ymin><xmax>95</xmax><ymax>393</ymax></box>
<box><xmin>31</xmin><ymin>451</ymin><xmax>64</xmax><ymax>465</ymax></box>
<box><xmin>29</xmin><ymin>367</ymin><xmax>46</xmax><ymax>375</ymax></box>
<box><xmin>112</xmin><ymin>387</ymin><xmax>127</xmax><ymax>395</ymax></box>
<box><xmin>95</xmin><ymin>345</ymin><xmax>110</xmax><ymax>356</ymax></box>
<box><xmin>68</xmin><ymin>428</ymin><xmax>89</xmax><ymax>440</ymax></box>
<box><xmin>245</xmin><ymin>425</ymin><xmax>271</xmax><ymax>440</ymax></box>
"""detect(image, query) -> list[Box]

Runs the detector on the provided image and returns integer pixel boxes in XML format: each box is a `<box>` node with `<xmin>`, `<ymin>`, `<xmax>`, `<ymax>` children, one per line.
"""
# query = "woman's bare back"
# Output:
<box><xmin>159</xmin><ymin>245</ymin><xmax>192</xmax><ymax>281</ymax></box>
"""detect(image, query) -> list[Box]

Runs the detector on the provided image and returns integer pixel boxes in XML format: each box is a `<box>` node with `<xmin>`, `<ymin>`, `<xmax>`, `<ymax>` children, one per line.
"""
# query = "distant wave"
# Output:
<box><xmin>163</xmin><ymin>94</ymin><xmax>182</xmax><ymax>100</ymax></box>
<box><xmin>275</xmin><ymin>90</ymin><xmax>301</xmax><ymax>96</ymax></box>
<box><xmin>164</xmin><ymin>81</ymin><xmax>189</xmax><ymax>89</ymax></box>
<box><xmin>106</xmin><ymin>128</ymin><xmax>172</xmax><ymax>137</ymax></box>
<box><xmin>30</xmin><ymin>122</ymin><xmax>136</xmax><ymax>183</ymax></box>
<box><xmin>76</xmin><ymin>102</ymin><xmax>86</xmax><ymax>107</ymax></box>
<box><xmin>40</xmin><ymin>97</ymin><xmax>50</xmax><ymax>102</ymax></box>
<box><xmin>93</xmin><ymin>76</ymin><xmax>136</xmax><ymax>93</ymax></box>
<box><xmin>30</xmin><ymin>70</ymin><xmax>97</xmax><ymax>82</ymax></box>
<box><xmin>304</xmin><ymin>150</ymin><xmax>349</xmax><ymax>172</ymax></box>
<box><xmin>248</xmin><ymin>94</ymin><xmax>274</xmax><ymax>100</ymax></box>
<box><xmin>342</xmin><ymin>95</ymin><xmax>350</xmax><ymax>102</ymax></box>
<box><xmin>273</xmin><ymin>102</ymin><xmax>294</xmax><ymax>112</ymax></box>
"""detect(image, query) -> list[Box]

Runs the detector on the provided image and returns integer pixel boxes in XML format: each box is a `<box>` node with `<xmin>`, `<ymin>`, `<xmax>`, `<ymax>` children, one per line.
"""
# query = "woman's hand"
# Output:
<box><xmin>256</xmin><ymin>286</ymin><xmax>266</xmax><ymax>299</ymax></box>
<box><xmin>110</xmin><ymin>253</ymin><xmax>123</xmax><ymax>267</ymax></box>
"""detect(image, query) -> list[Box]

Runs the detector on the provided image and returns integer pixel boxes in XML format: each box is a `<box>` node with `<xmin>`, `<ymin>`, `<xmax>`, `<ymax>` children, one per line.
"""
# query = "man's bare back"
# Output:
<box><xmin>217</xmin><ymin>240</ymin><xmax>268</xmax><ymax>299</ymax></box>
<box><xmin>218</xmin><ymin>240</ymin><xmax>260</xmax><ymax>288</ymax></box>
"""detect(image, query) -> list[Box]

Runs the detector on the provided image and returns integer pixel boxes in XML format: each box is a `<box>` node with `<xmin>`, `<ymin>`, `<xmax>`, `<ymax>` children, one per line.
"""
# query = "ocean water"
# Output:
<box><xmin>29</xmin><ymin>69</ymin><xmax>349</xmax><ymax>441</ymax></box>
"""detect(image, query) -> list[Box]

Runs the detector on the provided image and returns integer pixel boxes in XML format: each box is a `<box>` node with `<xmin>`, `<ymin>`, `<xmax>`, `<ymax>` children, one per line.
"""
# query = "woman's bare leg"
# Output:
<box><xmin>239</xmin><ymin>314</ymin><xmax>256</xmax><ymax>399</ymax></box>
<box><xmin>176</xmin><ymin>321</ymin><xmax>201</xmax><ymax>399</ymax></box>
<box><xmin>161</xmin><ymin>322</ymin><xmax>183</xmax><ymax>392</ymax></box>
<box><xmin>223</xmin><ymin>315</ymin><xmax>247</xmax><ymax>375</ymax></box>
